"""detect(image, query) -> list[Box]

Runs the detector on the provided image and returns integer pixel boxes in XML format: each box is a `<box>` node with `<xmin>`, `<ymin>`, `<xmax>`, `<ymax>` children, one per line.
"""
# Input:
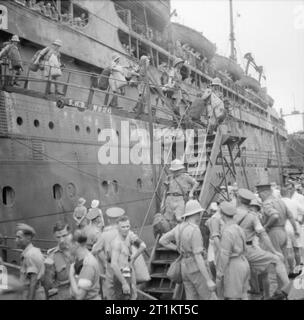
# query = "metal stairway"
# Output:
<box><xmin>143</xmin><ymin>127</ymin><xmax>223</xmax><ymax>300</ymax></box>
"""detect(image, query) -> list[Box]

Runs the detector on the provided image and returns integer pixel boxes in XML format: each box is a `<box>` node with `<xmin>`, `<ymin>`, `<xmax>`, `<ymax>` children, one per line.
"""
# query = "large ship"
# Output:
<box><xmin>0</xmin><ymin>0</ymin><xmax>289</xmax><ymax>276</ymax></box>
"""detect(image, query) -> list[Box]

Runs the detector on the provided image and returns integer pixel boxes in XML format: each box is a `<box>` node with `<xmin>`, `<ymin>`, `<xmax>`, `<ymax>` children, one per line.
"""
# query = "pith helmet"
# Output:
<box><xmin>173</xmin><ymin>58</ymin><xmax>184</xmax><ymax>68</ymax></box>
<box><xmin>183</xmin><ymin>200</ymin><xmax>204</xmax><ymax>218</ymax></box>
<box><xmin>169</xmin><ymin>159</ymin><xmax>185</xmax><ymax>171</ymax></box>
<box><xmin>211</xmin><ymin>77</ymin><xmax>221</xmax><ymax>86</ymax></box>
<box><xmin>106</xmin><ymin>207</ymin><xmax>125</xmax><ymax>218</ymax></box>
<box><xmin>16</xmin><ymin>223</ymin><xmax>36</xmax><ymax>237</ymax></box>
<box><xmin>219</xmin><ymin>201</ymin><xmax>236</xmax><ymax>217</ymax></box>
<box><xmin>53</xmin><ymin>39</ymin><xmax>62</xmax><ymax>47</ymax></box>
<box><xmin>11</xmin><ymin>35</ymin><xmax>20</xmax><ymax>42</ymax></box>
<box><xmin>91</xmin><ymin>200</ymin><xmax>100</xmax><ymax>209</ymax></box>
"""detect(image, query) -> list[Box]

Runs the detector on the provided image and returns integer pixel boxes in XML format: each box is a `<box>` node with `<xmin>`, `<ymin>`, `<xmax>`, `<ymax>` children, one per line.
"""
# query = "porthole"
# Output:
<box><xmin>16</xmin><ymin>117</ymin><xmax>23</xmax><ymax>126</ymax></box>
<box><xmin>49</xmin><ymin>122</ymin><xmax>54</xmax><ymax>130</ymax></box>
<box><xmin>97</xmin><ymin>128</ymin><xmax>101</xmax><ymax>135</ymax></box>
<box><xmin>2</xmin><ymin>186</ymin><xmax>15</xmax><ymax>206</ymax></box>
<box><xmin>34</xmin><ymin>119</ymin><xmax>40</xmax><ymax>127</ymax></box>
<box><xmin>86</xmin><ymin>126</ymin><xmax>91</xmax><ymax>134</ymax></box>
<box><xmin>102</xmin><ymin>181</ymin><xmax>109</xmax><ymax>194</ymax></box>
<box><xmin>137</xmin><ymin>178</ymin><xmax>143</xmax><ymax>190</ymax></box>
<box><xmin>75</xmin><ymin>125</ymin><xmax>80</xmax><ymax>133</ymax></box>
<box><xmin>116</xmin><ymin>130</ymin><xmax>119</xmax><ymax>137</ymax></box>
<box><xmin>112</xmin><ymin>180</ymin><xmax>118</xmax><ymax>193</ymax></box>
<box><xmin>66</xmin><ymin>183</ymin><xmax>76</xmax><ymax>198</ymax></box>
<box><xmin>53</xmin><ymin>184</ymin><xmax>63</xmax><ymax>200</ymax></box>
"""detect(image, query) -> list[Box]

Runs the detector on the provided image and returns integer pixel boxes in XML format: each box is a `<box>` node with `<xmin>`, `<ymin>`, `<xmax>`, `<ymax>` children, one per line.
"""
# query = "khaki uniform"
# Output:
<box><xmin>217</xmin><ymin>223</ymin><xmax>250</xmax><ymax>299</ymax></box>
<box><xmin>164</xmin><ymin>173</ymin><xmax>197</xmax><ymax>225</ymax></box>
<box><xmin>161</xmin><ymin>222</ymin><xmax>213</xmax><ymax>300</ymax></box>
<box><xmin>20</xmin><ymin>243</ymin><xmax>46</xmax><ymax>300</ymax></box>
<box><xmin>44</xmin><ymin>246</ymin><xmax>72</xmax><ymax>300</ymax></box>
<box><xmin>206</xmin><ymin>212</ymin><xmax>224</xmax><ymax>265</ymax></box>
<box><xmin>73</xmin><ymin>205</ymin><xmax>87</xmax><ymax>228</ymax></box>
<box><xmin>263</xmin><ymin>196</ymin><xmax>291</xmax><ymax>257</ymax></box>
<box><xmin>234</xmin><ymin>206</ymin><xmax>279</xmax><ymax>273</ymax></box>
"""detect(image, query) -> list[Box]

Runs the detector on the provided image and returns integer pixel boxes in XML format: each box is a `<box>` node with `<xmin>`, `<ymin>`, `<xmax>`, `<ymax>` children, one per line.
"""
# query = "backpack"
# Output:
<box><xmin>98</xmin><ymin>67</ymin><xmax>111</xmax><ymax>90</ymax></box>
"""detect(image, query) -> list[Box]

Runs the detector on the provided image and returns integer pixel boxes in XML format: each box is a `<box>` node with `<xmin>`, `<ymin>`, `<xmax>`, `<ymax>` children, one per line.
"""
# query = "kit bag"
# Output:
<box><xmin>98</xmin><ymin>67</ymin><xmax>111</xmax><ymax>90</ymax></box>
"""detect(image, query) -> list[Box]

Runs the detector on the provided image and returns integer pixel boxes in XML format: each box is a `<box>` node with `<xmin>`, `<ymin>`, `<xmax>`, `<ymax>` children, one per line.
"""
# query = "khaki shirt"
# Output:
<box><xmin>263</xmin><ymin>196</ymin><xmax>293</xmax><ymax>228</ymax></box>
<box><xmin>206</xmin><ymin>212</ymin><xmax>224</xmax><ymax>240</ymax></box>
<box><xmin>234</xmin><ymin>206</ymin><xmax>264</xmax><ymax>242</ymax></box>
<box><xmin>20</xmin><ymin>243</ymin><xmax>45</xmax><ymax>286</ymax></box>
<box><xmin>160</xmin><ymin>222</ymin><xmax>204</xmax><ymax>274</ymax></box>
<box><xmin>217</xmin><ymin>223</ymin><xmax>247</xmax><ymax>277</ymax></box>
<box><xmin>165</xmin><ymin>173</ymin><xmax>197</xmax><ymax>194</ymax></box>
<box><xmin>44</xmin><ymin>246</ymin><xmax>71</xmax><ymax>286</ymax></box>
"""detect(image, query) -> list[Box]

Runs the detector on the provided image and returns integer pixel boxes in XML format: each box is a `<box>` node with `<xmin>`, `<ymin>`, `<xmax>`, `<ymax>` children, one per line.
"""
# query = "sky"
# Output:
<box><xmin>171</xmin><ymin>0</ymin><xmax>304</xmax><ymax>133</ymax></box>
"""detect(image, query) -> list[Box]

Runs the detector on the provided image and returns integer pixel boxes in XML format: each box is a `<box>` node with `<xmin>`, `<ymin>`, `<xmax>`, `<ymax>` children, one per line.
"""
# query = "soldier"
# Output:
<box><xmin>163</xmin><ymin>159</ymin><xmax>199</xmax><ymax>227</ymax></box>
<box><xmin>44</xmin><ymin>221</ymin><xmax>73</xmax><ymax>300</ymax></box>
<box><xmin>256</xmin><ymin>183</ymin><xmax>299</xmax><ymax>261</ymax></box>
<box><xmin>0</xmin><ymin>35</ymin><xmax>23</xmax><ymax>86</ymax></box>
<box><xmin>234</xmin><ymin>189</ymin><xmax>292</xmax><ymax>300</ymax></box>
<box><xmin>33</xmin><ymin>39</ymin><xmax>63</xmax><ymax>95</ymax></box>
<box><xmin>160</xmin><ymin>200</ymin><xmax>216</xmax><ymax>300</ymax></box>
<box><xmin>92</xmin><ymin>207</ymin><xmax>125</xmax><ymax>300</ymax></box>
<box><xmin>73</xmin><ymin>197</ymin><xmax>88</xmax><ymax>229</ymax></box>
<box><xmin>68</xmin><ymin>230</ymin><xmax>101</xmax><ymax>300</ymax></box>
<box><xmin>216</xmin><ymin>201</ymin><xmax>250</xmax><ymax>300</ymax></box>
<box><xmin>15</xmin><ymin>223</ymin><xmax>45</xmax><ymax>300</ymax></box>
<box><xmin>110</xmin><ymin>216</ymin><xmax>146</xmax><ymax>300</ymax></box>
<box><xmin>84</xmin><ymin>204</ymin><xmax>104</xmax><ymax>251</ymax></box>
<box><xmin>206</xmin><ymin>202</ymin><xmax>224</xmax><ymax>278</ymax></box>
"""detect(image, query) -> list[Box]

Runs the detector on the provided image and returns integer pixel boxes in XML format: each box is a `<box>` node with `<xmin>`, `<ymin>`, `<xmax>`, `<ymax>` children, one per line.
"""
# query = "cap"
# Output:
<box><xmin>78</xmin><ymin>197</ymin><xmax>86</xmax><ymax>206</ymax></box>
<box><xmin>250</xmin><ymin>198</ymin><xmax>262</xmax><ymax>208</ymax></box>
<box><xmin>106</xmin><ymin>207</ymin><xmax>125</xmax><ymax>218</ymax></box>
<box><xmin>173</xmin><ymin>58</ymin><xmax>184</xmax><ymax>68</ymax></box>
<box><xmin>238</xmin><ymin>188</ymin><xmax>256</xmax><ymax>201</ymax></box>
<box><xmin>86</xmin><ymin>208</ymin><xmax>101</xmax><ymax>221</ymax></box>
<box><xmin>11</xmin><ymin>35</ymin><xmax>20</xmax><ymax>42</ymax></box>
<box><xmin>220</xmin><ymin>185</ymin><xmax>227</xmax><ymax>190</ymax></box>
<box><xmin>183</xmin><ymin>200</ymin><xmax>204</xmax><ymax>218</ymax></box>
<box><xmin>16</xmin><ymin>223</ymin><xmax>36</xmax><ymax>237</ymax></box>
<box><xmin>169</xmin><ymin>159</ymin><xmax>185</xmax><ymax>171</ymax></box>
<box><xmin>91</xmin><ymin>200</ymin><xmax>100</xmax><ymax>209</ymax></box>
<box><xmin>53</xmin><ymin>39</ymin><xmax>62</xmax><ymax>47</ymax></box>
<box><xmin>209</xmin><ymin>202</ymin><xmax>218</xmax><ymax>211</ymax></box>
<box><xmin>255</xmin><ymin>183</ymin><xmax>271</xmax><ymax>192</ymax></box>
<box><xmin>220</xmin><ymin>201</ymin><xmax>236</xmax><ymax>217</ymax></box>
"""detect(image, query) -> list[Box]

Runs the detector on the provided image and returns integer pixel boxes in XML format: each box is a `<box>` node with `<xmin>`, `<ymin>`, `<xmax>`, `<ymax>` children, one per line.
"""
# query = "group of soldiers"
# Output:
<box><xmin>0</xmin><ymin>203</ymin><xmax>147</xmax><ymax>300</ymax></box>
<box><xmin>157</xmin><ymin>159</ymin><xmax>304</xmax><ymax>300</ymax></box>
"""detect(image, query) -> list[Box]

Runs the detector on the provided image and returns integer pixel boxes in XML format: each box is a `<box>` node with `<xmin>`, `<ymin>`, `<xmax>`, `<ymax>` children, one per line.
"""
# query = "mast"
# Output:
<box><xmin>229</xmin><ymin>0</ymin><xmax>237</xmax><ymax>62</ymax></box>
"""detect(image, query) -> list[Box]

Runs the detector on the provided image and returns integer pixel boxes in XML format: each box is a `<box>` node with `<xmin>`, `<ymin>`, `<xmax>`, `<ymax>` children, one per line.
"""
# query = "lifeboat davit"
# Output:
<box><xmin>211</xmin><ymin>54</ymin><xmax>244</xmax><ymax>81</ymax></box>
<box><xmin>171</xmin><ymin>22</ymin><xmax>216</xmax><ymax>61</ymax></box>
<box><xmin>236</xmin><ymin>75</ymin><xmax>261</xmax><ymax>94</ymax></box>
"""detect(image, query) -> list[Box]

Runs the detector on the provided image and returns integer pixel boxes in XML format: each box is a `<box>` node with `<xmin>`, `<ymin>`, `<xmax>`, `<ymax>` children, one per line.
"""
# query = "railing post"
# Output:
<box><xmin>63</xmin><ymin>71</ymin><xmax>72</xmax><ymax>96</ymax></box>
<box><xmin>24</xmin><ymin>65</ymin><xmax>31</xmax><ymax>89</ymax></box>
<box><xmin>87</xmin><ymin>81</ymin><xmax>95</xmax><ymax>109</ymax></box>
<box><xmin>45</xmin><ymin>65</ymin><xmax>52</xmax><ymax>95</ymax></box>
